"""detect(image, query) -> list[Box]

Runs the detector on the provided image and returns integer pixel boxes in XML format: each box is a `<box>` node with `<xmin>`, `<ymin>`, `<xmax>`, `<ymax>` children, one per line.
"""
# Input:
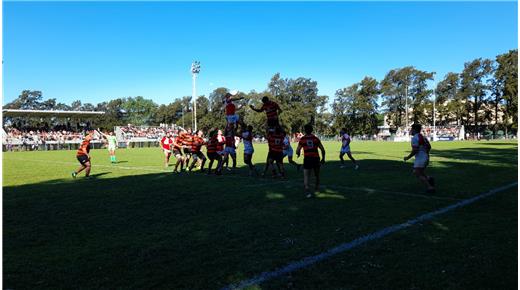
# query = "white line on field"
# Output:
<box><xmin>221</xmin><ymin>181</ymin><xmax>518</xmax><ymax>290</ymax></box>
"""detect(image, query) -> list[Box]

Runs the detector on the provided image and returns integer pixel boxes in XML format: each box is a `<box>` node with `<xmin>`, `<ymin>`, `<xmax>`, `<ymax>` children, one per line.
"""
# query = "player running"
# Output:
<box><xmin>188</xmin><ymin>130</ymin><xmax>207</xmax><ymax>172</ymax></box>
<box><xmin>404</xmin><ymin>123</ymin><xmax>435</xmax><ymax>193</ymax></box>
<box><xmin>206</xmin><ymin>129</ymin><xmax>223</xmax><ymax>175</ymax></box>
<box><xmin>296</xmin><ymin>124</ymin><xmax>326</xmax><ymax>198</ymax></box>
<box><xmin>250</xmin><ymin>96</ymin><xmax>282</xmax><ymax>129</ymax></box>
<box><xmin>99</xmin><ymin>130</ymin><xmax>118</xmax><ymax>164</ymax></box>
<box><xmin>339</xmin><ymin>128</ymin><xmax>359</xmax><ymax>170</ymax></box>
<box><xmin>282</xmin><ymin>131</ymin><xmax>301</xmax><ymax>171</ymax></box>
<box><xmin>160</xmin><ymin>131</ymin><xmax>174</xmax><ymax>168</ymax></box>
<box><xmin>241</xmin><ymin>124</ymin><xmax>258</xmax><ymax>176</ymax></box>
<box><xmin>224</xmin><ymin>92</ymin><xmax>244</xmax><ymax>125</ymax></box>
<box><xmin>264</xmin><ymin>126</ymin><xmax>285</xmax><ymax>178</ymax></box>
<box><xmin>72</xmin><ymin>130</ymin><xmax>94</xmax><ymax>178</ymax></box>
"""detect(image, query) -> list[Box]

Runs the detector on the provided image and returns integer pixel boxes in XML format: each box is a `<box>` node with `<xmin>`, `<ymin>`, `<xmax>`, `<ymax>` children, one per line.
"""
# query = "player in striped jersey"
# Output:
<box><xmin>172</xmin><ymin>131</ymin><xmax>186</xmax><ymax>173</ymax></box>
<box><xmin>263</xmin><ymin>126</ymin><xmax>286</xmax><ymax>178</ymax></box>
<box><xmin>339</xmin><ymin>128</ymin><xmax>359</xmax><ymax>170</ymax></box>
<box><xmin>250</xmin><ymin>96</ymin><xmax>282</xmax><ymax>129</ymax></box>
<box><xmin>206</xmin><ymin>128</ymin><xmax>223</xmax><ymax>175</ymax></box>
<box><xmin>72</xmin><ymin>130</ymin><xmax>94</xmax><ymax>178</ymax></box>
<box><xmin>188</xmin><ymin>130</ymin><xmax>207</xmax><ymax>172</ymax></box>
<box><xmin>296</xmin><ymin>124</ymin><xmax>326</xmax><ymax>198</ymax></box>
<box><xmin>404</xmin><ymin>123</ymin><xmax>435</xmax><ymax>193</ymax></box>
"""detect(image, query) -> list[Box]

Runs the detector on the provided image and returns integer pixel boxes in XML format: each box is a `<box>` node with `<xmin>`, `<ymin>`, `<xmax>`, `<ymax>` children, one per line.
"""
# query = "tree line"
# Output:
<box><xmin>4</xmin><ymin>49</ymin><xmax>517</xmax><ymax>137</ymax></box>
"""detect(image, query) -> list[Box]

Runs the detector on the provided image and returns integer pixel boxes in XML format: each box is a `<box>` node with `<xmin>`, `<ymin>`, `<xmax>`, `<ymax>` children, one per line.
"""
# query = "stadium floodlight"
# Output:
<box><xmin>191</xmin><ymin>61</ymin><xmax>201</xmax><ymax>131</ymax></box>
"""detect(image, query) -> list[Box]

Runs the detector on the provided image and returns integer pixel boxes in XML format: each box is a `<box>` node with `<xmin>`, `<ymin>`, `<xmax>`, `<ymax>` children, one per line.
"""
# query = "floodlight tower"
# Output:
<box><xmin>191</xmin><ymin>61</ymin><xmax>201</xmax><ymax>131</ymax></box>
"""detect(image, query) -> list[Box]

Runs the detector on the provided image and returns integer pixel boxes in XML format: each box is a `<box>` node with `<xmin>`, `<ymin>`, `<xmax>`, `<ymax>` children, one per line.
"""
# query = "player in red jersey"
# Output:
<box><xmin>224</xmin><ymin>92</ymin><xmax>244</xmax><ymax>125</ymax></box>
<box><xmin>404</xmin><ymin>123</ymin><xmax>435</xmax><ymax>193</ymax></box>
<box><xmin>250</xmin><ymin>96</ymin><xmax>282</xmax><ymax>129</ymax></box>
<box><xmin>188</xmin><ymin>130</ymin><xmax>207</xmax><ymax>172</ymax></box>
<box><xmin>72</xmin><ymin>130</ymin><xmax>94</xmax><ymax>178</ymax></box>
<box><xmin>206</xmin><ymin>128</ymin><xmax>223</xmax><ymax>175</ymax></box>
<box><xmin>160</xmin><ymin>131</ymin><xmax>174</xmax><ymax>168</ymax></box>
<box><xmin>296</xmin><ymin>124</ymin><xmax>326</xmax><ymax>198</ymax></box>
<box><xmin>263</xmin><ymin>125</ymin><xmax>286</xmax><ymax>178</ymax></box>
<box><xmin>223</xmin><ymin>124</ymin><xmax>238</xmax><ymax>171</ymax></box>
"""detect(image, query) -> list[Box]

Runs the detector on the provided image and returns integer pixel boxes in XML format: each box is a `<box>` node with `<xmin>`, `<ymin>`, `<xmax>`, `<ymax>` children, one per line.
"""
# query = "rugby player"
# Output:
<box><xmin>223</xmin><ymin>124</ymin><xmax>237</xmax><ymax>171</ymax></box>
<box><xmin>72</xmin><ymin>130</ymin><xmax>94</xmax><ymax>178</ymax></box>
<box><xmin>180</xmin><ymin>129</ymin><xmax>194</xmax><ymax>165</ymax></box>
<box><xmin>206</xmin><ymin>129</ymin><xmax>223</xmax><ymax>175</ymax></box>
<box><xmin>188</xmin><ymin>130</ymin><xmax>207</xmax><ymax>172</ymax></box>
<box><xmin>160</xmin><ymin>131</ymin><xmax>174</xmax><ymax>168</ymax></box>
<box><xmin>99</xmin><ymin>129</ymin><xmax>118</xmax><ymax>163</ymax></box>
<box><xmin>263</xmin><ymin>126</ymin><xmax>285</xmax><ymax>178</ymax></box>
<box><xmin>241</xmin><ymin>124</ymin><xmax>258</xmax><ymax>176</ymax></box>
<box><xmin>404</xmin><ymin>123</ymin><xmax>435</xmax><ymax>193</ymax></box>
<box><xmin>296</xmin><ymin>124</ymin><xmax>326</xmax><ymax>198</ymax></box>
<box><xmin>339</xmin><ymin>128</ymin><xmax>359</xmax><ymax>169</ymax></box>
<box><xmin>172</xmin><ymin>131</ymin><xmax>186</xmax><ymax>173</ymax></box>
<box><xmin>250</xmin><ymin>96</ymin><xmax>282</xmax><ymax>129</ymax></box>
<box><xmin>282</xmin><ymin>130</ymin><xmax>301</xmax><ymax>171</ymax></box>
<box><xmin>224</xmin><ymin>92</ymin><xmax>244</xmax><ymax>125</ymax></box>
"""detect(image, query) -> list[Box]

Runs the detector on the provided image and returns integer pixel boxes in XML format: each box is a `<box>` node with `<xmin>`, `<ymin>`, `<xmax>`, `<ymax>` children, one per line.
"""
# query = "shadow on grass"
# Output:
<box><xmin>3</xmin><ymin>147</ymin><xmax>518</xmax><ymax>289</ymax></box>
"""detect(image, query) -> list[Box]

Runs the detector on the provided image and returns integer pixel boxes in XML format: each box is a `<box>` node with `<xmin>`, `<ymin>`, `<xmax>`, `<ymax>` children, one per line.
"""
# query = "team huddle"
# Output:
<box><xmin>71</xmin><ymin>93</ymin><xmax>436</xmax><ymax>197</ymax></box>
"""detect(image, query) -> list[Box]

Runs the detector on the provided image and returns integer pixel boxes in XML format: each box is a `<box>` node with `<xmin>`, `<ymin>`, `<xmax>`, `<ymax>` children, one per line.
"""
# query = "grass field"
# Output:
<box><xmin>3</xmin><ymin>140</ymin><xmax>518</xmax><ymax>289</ymax></box>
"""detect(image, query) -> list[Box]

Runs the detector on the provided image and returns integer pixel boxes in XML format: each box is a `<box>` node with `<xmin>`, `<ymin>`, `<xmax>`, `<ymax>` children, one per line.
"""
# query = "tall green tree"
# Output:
<box><xmin>121</xmin><ymin>96</ymin><xmax>158</xmax><ymax>126</ymax></box>
<box><xmin>460</xmin><ymin>58</ymin><xmax>494</xmax><ymax>134</ymax></box>
<box><xmin>332</xmin><ymin>77</ymin><xmax>379</xmax><ymax>135</ymax></box>
<box><xmin>435</xmin><ymin>73</ymin><xmax>463</xmax><ymax>125</ymax></box>
<box><xmin>493</xmin><ymin>49</ymin><xmax>518</xmax><ymax>135</ymax></box>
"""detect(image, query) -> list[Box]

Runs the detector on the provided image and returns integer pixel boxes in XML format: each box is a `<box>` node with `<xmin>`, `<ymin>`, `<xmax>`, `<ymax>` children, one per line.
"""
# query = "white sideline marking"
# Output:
<box><xmin>323</xmin><ymin>185</ymin><xmax>461</xmax><ymax>201</ymax></box>
<box><xmin>222</xmin><ymin>182</ymin><xmax>518</xmax><ymax>290</ymax></box>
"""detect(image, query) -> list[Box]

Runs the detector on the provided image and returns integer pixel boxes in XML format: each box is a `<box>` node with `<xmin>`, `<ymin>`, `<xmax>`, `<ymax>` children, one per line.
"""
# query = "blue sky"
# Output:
<box><xmin>3</xmin><ymin>1</ymin><xmax>518</xmax><ymax>105</ymax></box>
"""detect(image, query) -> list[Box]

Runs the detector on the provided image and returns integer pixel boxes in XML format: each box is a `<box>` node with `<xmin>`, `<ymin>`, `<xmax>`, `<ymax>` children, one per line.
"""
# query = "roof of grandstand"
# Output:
<box><xmin>3</xmin><ymin>109</ymin><xmax>105</xmax><ymax>118</ymax></box>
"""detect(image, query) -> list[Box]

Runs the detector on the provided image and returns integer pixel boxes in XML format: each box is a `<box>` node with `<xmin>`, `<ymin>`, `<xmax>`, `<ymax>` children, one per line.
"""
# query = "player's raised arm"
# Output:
<box><xmin>318</xmin><ymin>142</ymin><xmax>326</xmax><ymax>164</ymax></box>
<box><xmin>249</xmin><ymin>104</ymin><xmax>263</xmax><ymax>112</ymax></box>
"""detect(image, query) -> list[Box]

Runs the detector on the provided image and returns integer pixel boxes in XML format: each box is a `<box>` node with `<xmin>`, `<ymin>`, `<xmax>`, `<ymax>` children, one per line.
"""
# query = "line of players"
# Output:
<box><xmin>72</xmin><ymin>94</ymin><xmax>436</xmax><ymax>197</ymax></box>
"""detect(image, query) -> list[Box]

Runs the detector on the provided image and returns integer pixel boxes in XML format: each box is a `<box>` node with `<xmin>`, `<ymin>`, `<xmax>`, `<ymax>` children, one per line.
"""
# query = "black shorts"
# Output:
<box><xmin>303</xmin><ymin>157</ymin><xmax>320</xmax><ymax>169</ymax></box>
<box><xmin>191</xmin><ymin>151</ymin><xmax>206</xmax><ymax>160</ymax></box>
<box><xmin>77</xmin><ymin>155</ymin><xmax>90</xmax><ymax>165</ymax></box>
<box><xmin>183</xmin><ymin>148</ymin><xmax>192</xmax><ymax>155</ymax></box>
<box><xmin>207</xmin><ymin>152</ymin><xmax>219</xmax><ymax>160</ymax></box>
<box><xmin>268</xmin><ymin>151</ymin><xmax>283</xmax><ymax>163</ymax></box>
<box><xmin>172</xmin><ymin>148</ymin><xmax>182</xmax><ymax>156</ymax></box>
<box><xmin>267</xmin><ymin>118</ymin><xmax>279</xmax><ymax>128</ymax></box>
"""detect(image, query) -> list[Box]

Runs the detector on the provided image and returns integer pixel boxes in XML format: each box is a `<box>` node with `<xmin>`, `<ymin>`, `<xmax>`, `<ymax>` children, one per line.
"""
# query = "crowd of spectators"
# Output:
<box><xmin>3</xmin><ymin>127</ymin><xmax>102</xmax><ymax>151</ymax></box>
<box><xmin>119</xmin><ymin>125</ymin><xmax>180</xmax><ymax>141</ymax></box>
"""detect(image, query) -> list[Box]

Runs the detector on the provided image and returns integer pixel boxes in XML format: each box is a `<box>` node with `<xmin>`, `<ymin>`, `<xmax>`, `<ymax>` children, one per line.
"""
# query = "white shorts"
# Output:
<box><xmin>414</xmin><ymin>152</ymin><xmax>429</xmax><ymax>168</ymax></box>
<box><xmin>244</xmin><ymin>145</ymin><xmax>254</xmax><ymax>155</ymax></box>
<box><xmin>224</xmin><ymin>147</ymin><xmax>236</xmax><ymax>155</ymax></box>
<box><xmin>163</xmin><ymin>148</ymin><xmax>171</xmax><ymax>155</ymax></box>
<box><xmin>108</xmin><ymin>145</ymin><xmax>116</xmax><ymax>151</ymax></box>
<box><xmin>226</xmin><ymin>114</ymin><xmax>239</xmax><ymax>124</ymax></box>
<box><xmin>283</xmin><ymin>147</ymin><xmax>293</xmax><ymax>158</ymax></box>
<box><xmin>340</xmin><ymin>146</ymin><xmax>351</xmax><ymax>154</ymax></box>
